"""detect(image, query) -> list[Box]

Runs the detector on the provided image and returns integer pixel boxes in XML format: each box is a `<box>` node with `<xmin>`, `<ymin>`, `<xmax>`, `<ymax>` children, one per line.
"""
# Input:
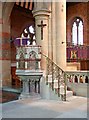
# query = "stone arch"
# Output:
<box><xmin>3</xmin><ymin>2</ymin><xmax>15</xmax><ymax>24</ymax></box>
<box><xmin>67</xmin><ymin>15</ymin><xmax>84</xmax><ymax>25</ymax></box>
<box><xmin>10</xmin><ymin>4</ymin><xmax>35</xmax><ymax>39</ymax></box>
<box><xmin>29</xmin><ymin>51</ymin><xmax>37</xmax><ymax>59</ymax></box>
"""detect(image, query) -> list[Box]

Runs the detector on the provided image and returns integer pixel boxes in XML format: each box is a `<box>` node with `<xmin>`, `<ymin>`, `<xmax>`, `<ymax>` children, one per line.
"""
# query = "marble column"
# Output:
<box><xmin>56</xmin><ymin>1</ymin><xmax>66</xmax><ymax>70</ymax></box>
<box><xmin>22</xmin><ymin>79</ymin><xmax>29</xmax><ymax>95</ymax></box>
<box><xmin>35</xmin><ymin>81</ymin><xmax>38</xmax><ymax>93</ymax></box>
<box><xmin>33</xmin><ymin>3</ymin><xmax>50</xmax><ymax>70</ymax></box>
<box><xmin>34</xmin><ymin>79</ymin><xmax>40</xmax><ymax>93</ymax></box>
<box><xmin>19</xmin><ymin>78</ymin><xmax>30</xmax><ymax>99</ymax></box>
<box><xmin>30</xmin><ymin>80</ymin><xmax>35</xmax><ymax>93</ymax></box>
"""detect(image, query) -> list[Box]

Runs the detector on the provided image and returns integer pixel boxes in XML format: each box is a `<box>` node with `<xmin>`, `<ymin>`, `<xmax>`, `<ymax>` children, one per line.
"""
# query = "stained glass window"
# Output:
<box><xmin>21</xmin><ymin>25</ymin><xmax>36</xmax><ymax>45</ymax></box>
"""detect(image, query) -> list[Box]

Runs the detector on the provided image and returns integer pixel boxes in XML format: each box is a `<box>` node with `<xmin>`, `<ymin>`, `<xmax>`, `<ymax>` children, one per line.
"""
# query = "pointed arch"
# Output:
<box><xmin>72</xmin><ymin>17</ymin><xmax>83</xmax><ymax>45</ymax></box>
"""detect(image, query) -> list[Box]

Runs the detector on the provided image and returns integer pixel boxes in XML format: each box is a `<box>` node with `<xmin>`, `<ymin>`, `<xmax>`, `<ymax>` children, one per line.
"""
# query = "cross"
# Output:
<box><xmin>37</xmin><ymin>20</ymin><xmax>46</xmax><ymax>40</ymax></box>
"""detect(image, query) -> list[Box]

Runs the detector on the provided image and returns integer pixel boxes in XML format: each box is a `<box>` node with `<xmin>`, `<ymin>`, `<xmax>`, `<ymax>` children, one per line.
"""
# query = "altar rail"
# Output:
<box><xmin>67</xmin><ymin>44</ymin><xmax>89</xmax><ymax>61</ymax></box>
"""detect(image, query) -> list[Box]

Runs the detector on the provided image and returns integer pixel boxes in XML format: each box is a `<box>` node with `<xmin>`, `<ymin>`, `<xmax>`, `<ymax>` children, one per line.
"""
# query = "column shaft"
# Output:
<box><xmin>35</xmin><ymin>15</ymin><xmax>49</xmax><ymax>70</ymax></box>
<box><xmin>51</xmin><ymin>2</ymin><xmax>56</xmax><ymax>63</ymax></box>
<box><xmin>33</xmin><ymin>4</ymin><xmax>50</xmax><ymax>70</ymax></box>
<box><xmin>56</xmin><ymin>1</ymin><xmax>66</xmax><ymax>70</ymax></box>
<box><xmin>22</xmin><ymin>80</ymin><xmax>29</xmax><ymax>94</ymax></box>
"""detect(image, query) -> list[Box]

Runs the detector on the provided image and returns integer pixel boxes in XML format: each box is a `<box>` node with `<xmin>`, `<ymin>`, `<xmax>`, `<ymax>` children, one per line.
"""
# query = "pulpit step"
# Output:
<box><xmin>66</xmin><ymin>90</ymin><xmax>73</xmax><ymax>98</ymax></box>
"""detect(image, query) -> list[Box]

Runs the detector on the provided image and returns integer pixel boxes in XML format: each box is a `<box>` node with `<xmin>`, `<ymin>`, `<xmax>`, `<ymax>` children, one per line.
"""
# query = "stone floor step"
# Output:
<box><xmin>66</xmin><ymin>90</ymin><xmax>73</xmax><ymax>98</ymax></box>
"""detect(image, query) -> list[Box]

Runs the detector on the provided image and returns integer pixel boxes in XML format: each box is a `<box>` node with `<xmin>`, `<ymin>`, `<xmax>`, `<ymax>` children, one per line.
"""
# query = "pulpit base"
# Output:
<box><xmin>16</xmin><ymin>70</ymin><xmax>43</xmax><ymax>100</ymax></box>
<box><xmin>19</xmin><ymin>92</ymin><xmax>41</xmax><ymax>100</ymax></box>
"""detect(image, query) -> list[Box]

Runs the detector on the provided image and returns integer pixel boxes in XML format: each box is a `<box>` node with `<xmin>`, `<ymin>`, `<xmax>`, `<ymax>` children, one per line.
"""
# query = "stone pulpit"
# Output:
<box><xmin>15</xmin><ymin>38</ymin><xmax>43</xmax><ymax>99</ymax></box>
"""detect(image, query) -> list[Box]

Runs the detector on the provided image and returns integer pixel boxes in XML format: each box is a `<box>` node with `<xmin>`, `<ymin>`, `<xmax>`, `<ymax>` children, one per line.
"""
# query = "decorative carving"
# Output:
<box><xmin>70</xmin><ymin>50</ymin><xmax>77</xmax><ymax>59</ymax></box>
<box><xmin>16</xmin><ymin>44</ymin><xmax>41</xmax><ymax>70</ymax></box>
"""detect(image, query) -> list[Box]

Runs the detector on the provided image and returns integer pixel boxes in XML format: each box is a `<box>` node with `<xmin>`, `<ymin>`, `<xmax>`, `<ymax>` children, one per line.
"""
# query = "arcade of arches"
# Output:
<box><xmin>0</xmin><ymin>1</ymin><xmax>89</xmax><ymax>88</ymax></box>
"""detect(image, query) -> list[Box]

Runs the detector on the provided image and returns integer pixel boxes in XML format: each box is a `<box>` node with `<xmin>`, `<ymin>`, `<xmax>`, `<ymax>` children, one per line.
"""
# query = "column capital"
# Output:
<box><xmin>18</xmin><ymin>76</ymin><xmax>29</xmax><ymax>82</ymax></box>
<box><xmin>32</xmin><ymin>9</ymin><xmax>51</xmax><ymax>18</ymax></box>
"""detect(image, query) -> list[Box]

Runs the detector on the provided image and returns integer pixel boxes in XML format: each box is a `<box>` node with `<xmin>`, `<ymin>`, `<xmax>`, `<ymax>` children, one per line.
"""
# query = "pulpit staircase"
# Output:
<box><xmin>43</xmin><ymin>54</ymin><xmax>89</xmax><ymax>99</ymax></box>
<box><xmin>41</xmin><ymin>53</ymin><xmax>73</xmax><ymax>101</ymax></box>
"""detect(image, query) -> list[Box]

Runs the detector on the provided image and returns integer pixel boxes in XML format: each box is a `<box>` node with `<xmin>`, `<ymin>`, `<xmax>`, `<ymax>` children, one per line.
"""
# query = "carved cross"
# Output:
<box><xmin>37</xmin><ymin>20</ymin><xmax>46</xmax><ymax>40</ymax></box>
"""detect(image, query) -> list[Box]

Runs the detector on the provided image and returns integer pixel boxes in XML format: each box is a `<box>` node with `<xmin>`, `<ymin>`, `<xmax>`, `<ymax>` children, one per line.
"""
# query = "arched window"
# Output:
<box><xmin>21</xmin><ymin>25</ymin><xmax>36</xmax><ymax>45</ymax></box>
<box><xmin>72</xmin><ymin>17</ymin><xmax>83</xmax><ymax>45</ymax></box>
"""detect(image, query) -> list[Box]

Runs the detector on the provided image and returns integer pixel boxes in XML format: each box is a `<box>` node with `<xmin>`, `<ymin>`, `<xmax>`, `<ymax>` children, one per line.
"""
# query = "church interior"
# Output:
<box><xmin>9</xmin><ymin>2</ymin><xmax>89</xmax><ymax>87</ymax></box>
<box><xmin>0</xmin><ymin>1</ymin><xmax>89</xmax><ymax>119</ymax></box>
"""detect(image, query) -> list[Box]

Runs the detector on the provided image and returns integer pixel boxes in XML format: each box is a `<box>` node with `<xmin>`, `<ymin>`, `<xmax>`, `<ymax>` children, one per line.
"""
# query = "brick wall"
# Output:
<box><xmin>66</xmin><ymin>2</ymin><xmax>88</xmax><ymax>44</ymax></box>
<box><xmin>10</xmin><ymin>5</ymin><xmax>35</xmax><ymax>86</ymax></box>
<box><xmin>10</xmin><ymin>5</ymin><xmax>35</xmax><ymax>39</ymax></box>
<box><xmin>87</xmin><ymin>2</ymin><xmax>89</xmax><ymax>44</ymax></box>
<box><xmin>10</xmin><ymin>5</ymin><xmax>35</xmax><ymax>62</ymax></box>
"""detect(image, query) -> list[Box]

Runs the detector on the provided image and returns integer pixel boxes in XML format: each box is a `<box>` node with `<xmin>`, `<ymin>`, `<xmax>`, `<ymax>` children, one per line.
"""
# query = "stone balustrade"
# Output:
<box><xmin>66</xmin><ymin>71</ymin><xmax>89</xmax><ymax>84</ymax></box>
<box><xmin>66</xmin><ymin>71</ymin><xmax>89</xmax><ymax>97</ymax></box>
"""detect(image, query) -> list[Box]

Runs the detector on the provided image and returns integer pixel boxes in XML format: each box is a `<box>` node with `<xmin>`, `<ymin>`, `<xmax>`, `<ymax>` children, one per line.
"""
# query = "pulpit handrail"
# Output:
<box><xmin>41</xmin><ymin>52</ymin><xmax>65</xmax><ymax>73</ymax></box>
